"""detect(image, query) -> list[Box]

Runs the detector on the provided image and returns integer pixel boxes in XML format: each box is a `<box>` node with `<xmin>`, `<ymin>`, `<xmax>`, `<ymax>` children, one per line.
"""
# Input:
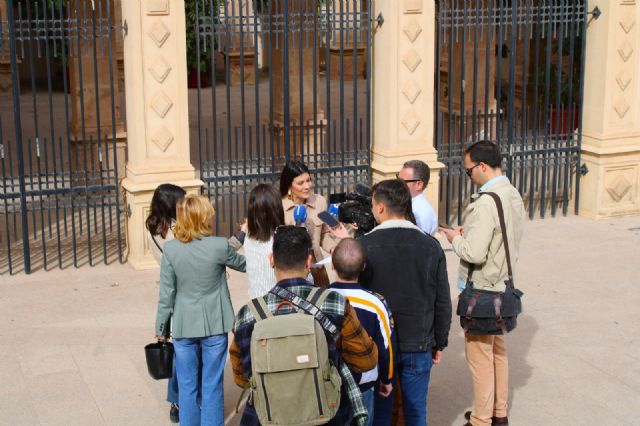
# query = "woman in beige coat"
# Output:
<box><xmin>279</xmin><ymin>160</ymin><xmax>337</xmax><ymax>285</ymax></box>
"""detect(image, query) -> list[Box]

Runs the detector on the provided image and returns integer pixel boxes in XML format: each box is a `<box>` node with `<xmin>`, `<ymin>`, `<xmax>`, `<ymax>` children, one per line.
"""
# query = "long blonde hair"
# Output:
<box><xmin>173</xmin><ymin>195</ymin><xmax>215</xmax><ymax>243</ymax></box>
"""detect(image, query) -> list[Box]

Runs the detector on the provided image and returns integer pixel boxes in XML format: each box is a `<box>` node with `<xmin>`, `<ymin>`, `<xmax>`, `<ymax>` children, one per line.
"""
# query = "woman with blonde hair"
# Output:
<box><xmin>155</xmin><ymin>195</ymin><xmax>246</xmax><ymax>426</ymax></box>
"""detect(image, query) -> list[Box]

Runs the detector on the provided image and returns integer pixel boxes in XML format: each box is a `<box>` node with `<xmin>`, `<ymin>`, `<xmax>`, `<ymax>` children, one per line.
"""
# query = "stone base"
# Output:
<box><xmin>578</xmin><ymin>136</ymin><xmax>640</xmax><ymax>219</ymax></box>
<box><xmin>122</xmin><ymin>178</ymin><xmax>203</xmax><ymax>270</ymax></box>
<box><xmin>328</xmin><ymin>46</ymin><xmax>366</xmax><ymax>81</ymax></box>
<box><xmin>371</xmin><ymin>147</ymin><xmax>444</xmax><ymax>213</ymax></box>
<box><xmin>0</xmin><ymin>60</ymin><xmax>13</xmax><ymax>93</ymax></box>
<box><xmin>270</xmin><ymin>119</ymin><xmax>327</xmax><ymax>166</ymax></box>
<box><xmin>215</xmin><ymin>51</ymin><xmax>256</xmax><ymax>86</ymax></box>
<box><xmin>69</xmin><ymin>131</ymin><xmax>127</xmax><ymax>187</ymax></box>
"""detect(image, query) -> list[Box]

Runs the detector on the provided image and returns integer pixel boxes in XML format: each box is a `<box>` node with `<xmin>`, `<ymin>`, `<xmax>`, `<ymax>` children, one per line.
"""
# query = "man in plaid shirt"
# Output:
<box><xmin>230</xmin><ymin>226</ymin><xmax>378</xmax><ymax>425</ymax></box>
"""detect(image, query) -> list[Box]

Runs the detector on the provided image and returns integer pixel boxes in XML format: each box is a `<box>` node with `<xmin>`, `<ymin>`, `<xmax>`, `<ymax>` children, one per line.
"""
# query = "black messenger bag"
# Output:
<box><xmin>456</xmin><ymin>192</ymin><xmax>523</xmax><ymax>335</ymax></box>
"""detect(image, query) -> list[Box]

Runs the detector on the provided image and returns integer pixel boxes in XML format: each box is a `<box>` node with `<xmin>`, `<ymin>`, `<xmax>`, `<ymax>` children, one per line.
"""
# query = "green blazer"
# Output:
<box><xmin>155</xmin><ymin>235</ymin><xmax>246</xmax><ymax>338</ymax></box>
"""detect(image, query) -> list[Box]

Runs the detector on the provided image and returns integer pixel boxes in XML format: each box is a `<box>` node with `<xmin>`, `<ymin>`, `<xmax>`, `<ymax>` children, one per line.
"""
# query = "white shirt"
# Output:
<box><xmin>412</xmin><ymin>194</ymin><xmax>438</xmax><ymax>236</ymax></box>
<box><xmin>243</xmin><ymin>235</ymin><xmax>278</xmax><ymax>299</ymax></box>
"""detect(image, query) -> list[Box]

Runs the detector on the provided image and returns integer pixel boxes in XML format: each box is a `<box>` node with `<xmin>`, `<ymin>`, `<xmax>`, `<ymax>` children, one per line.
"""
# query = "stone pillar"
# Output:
<box><xmin>68</xmin><ymin>0</ymin><xmax>126</xmax><ymax>181</ymax></box>
<box><xmin>328</xmin><ymin>0</ymin><xmax>368</xmax><ymax>81</ymax></box>
<box><xmin>269</xmin><ymin>0</ymin><xmax>325</xmax><ymax>159</ymax></box>
<box><xmin>579</xmin><ymin>1</ymin><xmax>640</xmax><ymax>219</ymax></box>
<box><xmin>371</xmin><ymin>0</ymin><xmax>443</xmax><ymax>209</ymax></box>
<box><xmin>121</xmin><ymin>0</ymin><xmax>202</xmax><ymax>269</ymax></box>
<box><xmin>215</xmin><ymin>0</ymin><xmax>256</xmax><ymax>86</ymax></box>
<box><xmin>0</xmin><ymin>1</ymin><xmax>14</xmax><ymax>93</ymax></box>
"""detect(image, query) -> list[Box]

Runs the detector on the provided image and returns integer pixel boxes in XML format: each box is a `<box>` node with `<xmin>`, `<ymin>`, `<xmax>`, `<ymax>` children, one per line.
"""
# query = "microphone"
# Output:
<box><xmin>293</xmin><ymin>205</ymin><xmax>307</xmax><ymax>227</ymax></box>
<box><xmin>354</xmin><ymin>182</ymin><xmax>372</xmax><ymax>196</ymax></box>
<box><xmin>328</xmin><ymin>203</ymin><xmax>340</xmax><ymax>218</ymax></box>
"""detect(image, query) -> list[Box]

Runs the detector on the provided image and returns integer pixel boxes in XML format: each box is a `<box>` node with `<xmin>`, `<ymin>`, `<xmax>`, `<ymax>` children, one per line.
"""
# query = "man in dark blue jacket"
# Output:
<box><xmin>359</xmin><ymin>179</ymin><xmax>452</xmax><ymax>426</ymax></box>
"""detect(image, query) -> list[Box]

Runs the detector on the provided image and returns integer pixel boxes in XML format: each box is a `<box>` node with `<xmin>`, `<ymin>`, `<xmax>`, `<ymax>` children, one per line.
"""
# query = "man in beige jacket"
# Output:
<box><xmin>441</xmin><ymin>141</ymin><xmax>525</xmax><ymax>426</ymax></box>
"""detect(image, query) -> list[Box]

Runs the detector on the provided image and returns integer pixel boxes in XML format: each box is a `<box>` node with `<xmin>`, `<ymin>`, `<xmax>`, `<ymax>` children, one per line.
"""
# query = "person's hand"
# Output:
<box><xmin>378</xmin><ymin>381</ymin><xmax>393</xmax><ymax>397</ymax></box>
<box><xmin>432</xmin><ymin>349</ymin><xmax>443</xmax><ymax>365</ymax></box>
<box><xmin>440</xmin><ymin>226</ymin><xmax>463</xmax><ymax>243</ymax></box>
<box><xmin>329</xmin><ymin>222</ymin><xmax>350</xmax><ymax>240</ymax></box>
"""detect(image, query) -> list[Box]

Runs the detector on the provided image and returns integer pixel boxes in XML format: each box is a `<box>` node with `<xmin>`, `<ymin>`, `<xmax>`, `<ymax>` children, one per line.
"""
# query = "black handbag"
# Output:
<box><xmin>144</xmin><ymin>318</ymin><xmax>174</xmax><ymax>380</ymax></box>
<box><xmin>456</xmin><ymin>192</ymin><xmax>524</xmax><ymax>335</ymax></box>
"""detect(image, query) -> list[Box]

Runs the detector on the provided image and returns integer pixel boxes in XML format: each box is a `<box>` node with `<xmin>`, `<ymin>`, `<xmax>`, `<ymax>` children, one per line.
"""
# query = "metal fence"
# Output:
<box><xmin>435</xmin><ymin>0</ymin><xmax>593</xmax><ymax>223</ymax></box>
<box><xmin>190</xmin><ymin>0</ymin><xmax>373</xmax><ymax>236</ymax></box>
<box><xmin>0</xmin><ymin>0</ymin><xmax>126</xmax><ymax>274</ymax></box>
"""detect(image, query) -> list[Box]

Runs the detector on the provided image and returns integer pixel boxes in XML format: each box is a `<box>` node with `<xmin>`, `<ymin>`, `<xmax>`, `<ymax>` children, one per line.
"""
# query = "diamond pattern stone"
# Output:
<box><xmin>607</xmin><ymin>174</ymin><xmax>632</xmax><ymax>202</ymax></box>
<box><xmin>401</xmin><ymin>111</ymin><xmax>421</xmax><ymax>135</ymax></box>
<box><xmin>403</xmin><ymin>19</ymin><xmax>422</xmax><ymax>43</ymax></box>
<box><xmin>149</xmin><ymin>57</ymin><xmax>172</xmax><ymax>83</ymax></box>
<box><xmin>402</xmin><ymin>50</ymin><xmax>422</xmax><ymax>73</ymax></box>
<box><xmin>148</xmin><ymin>21</ymin><xmax>171</xmax><ymax>47</ymax></box>
<box><xmin>150</xmin><ymin>92</ymin><xmax>173</xmax><ymax>118</ymax></box>
<box><xmin>402</xmin><ymin>79</ymin><xmax>422</xmax><ymax>104</ymax></box>
<box><xmin>152</xmin><ymin>126</ymin><xmax>174</xmax><ymax>152</ymax></box>
<box><xmin>614</xmin><ymin>99</ymin><xmax>630</xmax><ymax>118</ymax></box>
<box><xmin>619</xmin><ymin>17</ymin><xmax>635</xmax><ymax>34</ymax></box>
<box><xmin>618</xmin><ymin>41</ymin><xmax>633</xmax><ymax>62</ymax></box>
<box><xmin>616</xmin><ymin>70</ymin><xmax>631</xmax><ymax>91</ymax></box>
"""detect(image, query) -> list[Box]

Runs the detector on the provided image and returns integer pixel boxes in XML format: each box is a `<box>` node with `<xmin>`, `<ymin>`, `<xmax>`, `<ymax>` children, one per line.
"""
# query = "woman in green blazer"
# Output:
<box><xmin>155</xmin><ymin>195</ymin><xmax>246</xmax><ymax>426</ymax></box>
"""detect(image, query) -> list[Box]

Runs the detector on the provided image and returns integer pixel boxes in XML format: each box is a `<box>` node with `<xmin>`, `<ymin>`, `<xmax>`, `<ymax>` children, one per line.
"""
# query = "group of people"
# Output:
<box><xmin>147</xmin><ymin>141</ymin><xmax>526</xmax><ymax>426</ymax></box>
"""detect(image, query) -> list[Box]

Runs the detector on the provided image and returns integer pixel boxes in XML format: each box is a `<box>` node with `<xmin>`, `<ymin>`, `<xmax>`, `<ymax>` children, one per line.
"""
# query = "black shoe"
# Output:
<box><xmin>169</xmin><ymin>403</ymin><xmax>179</xmax><ymax>423</ymax></box>
<box><xmin>464</xmin><ymin>411</ymin><xmax>509</xmax><ymax>426</ymax></box>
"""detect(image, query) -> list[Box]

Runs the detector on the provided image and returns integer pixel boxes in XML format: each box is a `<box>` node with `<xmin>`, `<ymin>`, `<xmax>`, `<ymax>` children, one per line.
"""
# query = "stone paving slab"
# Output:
<box><xmin>0</xmin><ymin>214</ymin><xmax>639</xmax><ymax>425</ymax></box>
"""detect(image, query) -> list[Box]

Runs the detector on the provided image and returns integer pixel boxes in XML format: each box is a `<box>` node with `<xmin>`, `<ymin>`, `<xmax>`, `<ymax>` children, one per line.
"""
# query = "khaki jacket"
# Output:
<box><xmin>282</xmin><ymin>193</ymin><xmax>338</xmax><ymax>261</ymax></box>
<box><xmin>452</xmin><ymin>178</ymin><xmax>525</xmax><ymax>292</ymax></box>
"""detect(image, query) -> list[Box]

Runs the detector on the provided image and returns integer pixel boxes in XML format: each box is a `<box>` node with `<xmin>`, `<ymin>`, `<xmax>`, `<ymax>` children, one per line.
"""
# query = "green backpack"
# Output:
<box><xmin>247</xmin><ymin>287</ymin><xmax>342</xmax><ymax>426</ymax></box>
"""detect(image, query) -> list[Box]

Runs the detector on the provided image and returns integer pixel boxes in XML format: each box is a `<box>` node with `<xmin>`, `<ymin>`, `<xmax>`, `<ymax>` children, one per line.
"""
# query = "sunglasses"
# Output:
<box><xmin>395</xmin><ymin>173</ymin><xmax>421</xmax><ymax>183</ymax></box>
<box><xmin>465</xmin><ymin>163</ymin><xmax>481</xmax><ymax>178</ymax></box>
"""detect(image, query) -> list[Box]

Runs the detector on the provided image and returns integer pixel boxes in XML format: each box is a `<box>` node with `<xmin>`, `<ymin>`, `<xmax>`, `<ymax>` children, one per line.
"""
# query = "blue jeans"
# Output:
<box><xmin>174</xmin><ymin>334</ymin><xmax>228</xmax><ymax>426</ymax></box>
<box><xmin>361</xmin><ymin>388</ymin><xmax>375</xmax><ymax>426</ymax></box>
<box><xmin>167</xmin><ymin>355</ymin><xmax>179</xmax><ymax>404</ymax></box>
<box><xmin>167</xmin><ymin>351</ymin><xmax>203</xmax><ymax>405</ymax></box>
<box><xmin>398</xmin><ymin>351</ymin><xmax>433</xmax><ymax>426</ymax></box>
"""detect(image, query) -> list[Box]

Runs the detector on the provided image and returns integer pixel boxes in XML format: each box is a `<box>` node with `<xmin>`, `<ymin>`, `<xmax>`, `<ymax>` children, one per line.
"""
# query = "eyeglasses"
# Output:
<box><xmin>395</xmin><ymin>173</ymin><xmax>421</xmax><ymax>183</ymax></box>
<box><xmin>465</xmin><ymin>163</ymin><xmax>481</xmax><ymax>178</ymax></box>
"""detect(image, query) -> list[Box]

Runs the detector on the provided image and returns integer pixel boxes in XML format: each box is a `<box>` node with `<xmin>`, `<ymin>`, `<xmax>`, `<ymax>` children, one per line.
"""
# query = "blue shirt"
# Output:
<box><xmin>412</xmin><ymin>194</ymin><xmax>438</xmax><ymax>236</ymax></box>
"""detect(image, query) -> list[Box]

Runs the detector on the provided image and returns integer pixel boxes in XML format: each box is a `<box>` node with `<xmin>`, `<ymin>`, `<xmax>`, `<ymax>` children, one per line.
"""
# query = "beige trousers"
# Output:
<box><xmin>464</xmin><ymin>334</ymin><xmax>509</xmax><ymax>426</ymax></box>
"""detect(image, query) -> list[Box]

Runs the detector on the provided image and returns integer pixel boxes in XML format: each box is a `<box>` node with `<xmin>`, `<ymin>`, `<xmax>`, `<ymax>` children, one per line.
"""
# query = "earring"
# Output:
<box><xmin>287</xmin><ymin>189</ymin><xmax>292</xmax><ymax>200</ymax></box>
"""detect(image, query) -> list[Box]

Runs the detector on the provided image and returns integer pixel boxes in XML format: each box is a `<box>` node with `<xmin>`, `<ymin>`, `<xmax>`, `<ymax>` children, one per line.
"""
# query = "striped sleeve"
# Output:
<box><xmin>343</xmin><ymin>290</ymin><xmax>395</xmax><ymax>383</ymax></box>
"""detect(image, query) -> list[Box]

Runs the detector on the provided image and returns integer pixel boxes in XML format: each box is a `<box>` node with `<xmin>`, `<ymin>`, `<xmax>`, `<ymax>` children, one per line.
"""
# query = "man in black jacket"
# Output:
<box><xmin>359</xmin><ymin>179</ymin><xmax>452</xmax><ymax>426</ymax></box>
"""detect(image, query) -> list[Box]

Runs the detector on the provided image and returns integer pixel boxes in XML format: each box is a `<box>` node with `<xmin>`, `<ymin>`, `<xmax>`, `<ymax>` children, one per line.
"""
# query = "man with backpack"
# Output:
<box><xmin>329</xmin><ymin>238</ymin><xmax>396</xmax><ymax>426</ymax></box>
<box><xmin>230</xmin><ymin>225</ymin><xmax>378</xmax><ymax>425</ymax></box>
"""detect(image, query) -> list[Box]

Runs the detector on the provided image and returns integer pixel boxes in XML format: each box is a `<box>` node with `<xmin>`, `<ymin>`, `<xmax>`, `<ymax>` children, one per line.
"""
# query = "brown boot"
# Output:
<box><xmin>492</xmin><ymin>416</ymin><xmax>509</xmax><ymax>426</ymax></box>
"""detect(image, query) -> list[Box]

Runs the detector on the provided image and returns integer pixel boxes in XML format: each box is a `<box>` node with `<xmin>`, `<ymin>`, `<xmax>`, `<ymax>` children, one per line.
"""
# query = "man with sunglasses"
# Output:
<box><xmin>397</xmin><ymin>160</ymin><xmax>438</xmax><ymax>236</ymax></box>
<box><xmin>440</xmin><ymin>141</ymin><xmax>525</xmax><ymax>426</ymax></box>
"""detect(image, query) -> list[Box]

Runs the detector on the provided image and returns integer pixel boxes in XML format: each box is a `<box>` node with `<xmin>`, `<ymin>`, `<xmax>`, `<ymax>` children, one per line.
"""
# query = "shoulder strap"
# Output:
<box><xmin>270</xmin><ymin>286</ymin><xmax>339</xmax><ymax>340</ymax></box>
<box><xmin>479</xmin><ymin>192</ymin><xmax>514</xmax><ymax>284</ymax></box>
<box><xmin>150</xmin><ymin>234</ymin><xmax>163</xmax><ymax>253</ymax></box>
<box><xmin>247</xmin><ymin>297</ymin><xmax>273</xmax><ymax>322</ymax></box>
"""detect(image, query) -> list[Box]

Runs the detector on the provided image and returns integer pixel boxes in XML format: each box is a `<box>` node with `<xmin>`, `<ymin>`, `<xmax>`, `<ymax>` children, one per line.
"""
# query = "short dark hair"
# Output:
<box><xmin>402</xmin><ymin>160</ymin><xmax>430</xmax><ymax>187</ymax></box>
<box><xmin>247</xmin><ymin>184</ymin><xmax>285</xmax><ymax>242</ymax></box>
<box><xmin>372</xmin><ymin>179</ymin><xmax>416</xmax><ymax>223</ymax></box>
<box><xmin>332</xmin><ymin>238</ymin><xmax>365</xmax><ymax>281</ymax></box>
<box><xmin>146</xmin><ymin>184</ymin><xmax>186</xmax><ymax>237</ymax></box>
<box><xmin>272</xmin><ymin>226</ymin><xmax>312</xmax><ymax>271</ymax></box>
<box><xmin>279</xmin><ymin>159</ymin><xmax>310</xmax><ymax>197</ymax></box>
<box><xmin>465</xmin><ymin>141</ymin><xmax>502</xmax><ymax>168</ymax></box>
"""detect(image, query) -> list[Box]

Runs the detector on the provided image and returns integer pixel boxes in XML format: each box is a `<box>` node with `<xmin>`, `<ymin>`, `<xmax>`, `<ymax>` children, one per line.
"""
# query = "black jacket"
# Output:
<box><xmin>359</xmin><ymin>220</ymin><xmax>452</xmax><ymax>352</ymax></box>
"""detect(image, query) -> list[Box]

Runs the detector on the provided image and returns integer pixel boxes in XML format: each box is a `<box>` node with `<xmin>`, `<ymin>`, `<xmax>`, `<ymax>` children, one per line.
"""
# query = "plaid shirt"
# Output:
<box><xmin>230</xmin><ymin>278</ymin><xmax>377</xmax><ymax>425</ymax></box>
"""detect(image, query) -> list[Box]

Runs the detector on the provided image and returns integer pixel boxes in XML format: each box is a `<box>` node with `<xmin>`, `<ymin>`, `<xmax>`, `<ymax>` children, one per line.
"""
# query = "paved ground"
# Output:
<box><xmin>1</xmin><ymin>213</ymin><xmax>639</xmax><ymax>426</ymax></box>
